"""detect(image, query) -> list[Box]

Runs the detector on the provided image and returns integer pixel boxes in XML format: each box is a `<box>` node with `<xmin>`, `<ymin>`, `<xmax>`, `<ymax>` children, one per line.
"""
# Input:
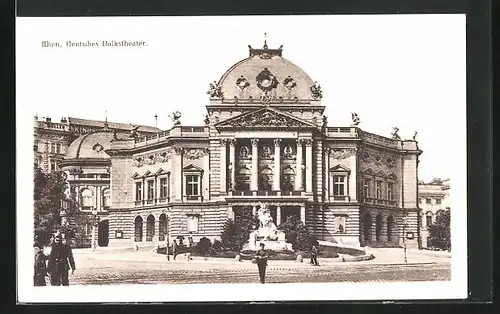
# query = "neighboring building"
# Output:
<box><xmin>57</xmin><ymin>40</ymin><xmax>422</xmax><ymax>249</ymax></box>
<box><xmin>33</xmin><ymin>115</ymin><xmax>162</xmax><ymax>173</ymax></box>
<box><xmin>418</xmin><ymin>179</ymin><xmax>451</xmax><ymax>248</ymax></box>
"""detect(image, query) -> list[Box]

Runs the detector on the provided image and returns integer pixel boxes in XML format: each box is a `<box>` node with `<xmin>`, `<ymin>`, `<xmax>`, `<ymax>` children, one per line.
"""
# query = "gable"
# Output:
<box><xmin>183</xmin><ymin>164</ymin><xmax>204</xmax><ymax>173</ymax></box>
<box><xmin>214</xmin><ymin>107</ymin><xmax>317</xmax><ymax>130</ymax></box>
<box><xmin>330</xmin><ymin>164</ymin><xmax>350</xmax><ymax>173</ymax></box>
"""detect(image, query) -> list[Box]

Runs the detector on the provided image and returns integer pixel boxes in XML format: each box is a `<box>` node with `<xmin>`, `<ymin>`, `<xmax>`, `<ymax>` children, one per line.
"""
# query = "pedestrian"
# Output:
<box><xmin>34</xmin><ymin>242</ymin><xmax>48</xmax><ymax>286</ymax></box>
<box><xmin>47</xmin><ymin>232</ymin><xmax>76</xmax><ymax>286</ymax></box>
<box><xmin>187</xmin><ymin>232</ymin><xmax>194</xmax><ymax>248</ymax></box>
<box><xmin>310</xmin><ymin>244</ymin><xmax>319</xmax><ymax>266</ymax></box>
<box><xmin>255</xmin><ymin>243</ymin><xmax>269</xmax><ymax>284</ymax></box>
<box><xmin>172</xmin><ymin>239</ymin><xmax>178</xmax><ymax>260</ymax></box>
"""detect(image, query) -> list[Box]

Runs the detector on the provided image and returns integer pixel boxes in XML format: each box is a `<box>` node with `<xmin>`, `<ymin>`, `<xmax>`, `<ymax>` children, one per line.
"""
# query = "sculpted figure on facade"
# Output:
<box><xmin>330</xmin><ymin>148</ymin><xmax>357</xmax><ymax>160</ymax></box>
<box><xmin>132</xmin><ymin>157</ymin><xmax>143</xmax><ymax>167</ymax></box>
<box><xmin>184</xmin><ymin>148</ymin><xmax>209</xmax><ymax>160</ymax></box>
<box><xmin>129</xmin><ymin>125</ymin><xmax>140</xmax><ymax>138</ymax></box>
<box><xmin>413</xmin><ymin>130</ymin><xmax>418</xmax><ymax>141</ymax></box>
<box><xmin>391</xmin><ymin>127</ymin><xmax>401</xmax><ymax>140</ymax></box>
<box><xmin>283</xmin><ymin>144</ymin><xmax>293</xmax><ymax>158</ymax></box>
<box><xmin>239</xmin><ymin>145</ymin><xmax>250</xmax><ymax>158</ymax></box>
<box><xmin>169</xmin><ymin>111</ymin><xmax>182</xmax><ymax>126</ymax></box>
<box><xmin>207</xmin><ymin>81</ymin><xmax>223</xmax><ymax>98</ymax></box>
<box><xmin>283</xmin><ymin>76</ymin><xmax>297</xmax><ymax>90</ymax></box>
<box><xmin>310</xmin><ymin>81</ymin><xmax>323</xmax><ymax>99</ymax></box>
<box><xmin>351</xmin><ymin>112</ymin><xmax>361</xmax><ymax>126</ymax></box>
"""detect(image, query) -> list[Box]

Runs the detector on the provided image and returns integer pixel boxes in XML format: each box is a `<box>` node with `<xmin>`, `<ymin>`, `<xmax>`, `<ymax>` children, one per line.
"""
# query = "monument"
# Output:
<box><xmin>243</xmin><ymin>202</ymin><xmax>292</xmax><ymax>251</ymax></box>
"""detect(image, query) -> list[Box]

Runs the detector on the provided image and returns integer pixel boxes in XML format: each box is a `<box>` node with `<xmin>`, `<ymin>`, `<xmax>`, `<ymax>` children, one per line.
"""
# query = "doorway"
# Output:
<box><xmin>97</xmin><ymin>220</ymin><xmax>109</xmax><ymax>247</ymax></box>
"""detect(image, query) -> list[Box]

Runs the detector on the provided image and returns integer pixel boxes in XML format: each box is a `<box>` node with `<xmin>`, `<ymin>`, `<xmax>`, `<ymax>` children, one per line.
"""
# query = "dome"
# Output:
<box><xmin>65</xmin><ymin>131</ymin><xmax>119</xmax><ymax>160</ymax></box>
<box><xmin>210</xmin><ymin>42</ymin><xmax>321</xmax><ymax>104</ymax></box>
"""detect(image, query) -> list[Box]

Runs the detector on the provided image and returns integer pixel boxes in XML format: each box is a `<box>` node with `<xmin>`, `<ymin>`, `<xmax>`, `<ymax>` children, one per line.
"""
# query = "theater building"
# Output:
<box><xmin>58</xmin><ymin>40</ymin><xmax>423</xmax><ymax>248</ymax></box>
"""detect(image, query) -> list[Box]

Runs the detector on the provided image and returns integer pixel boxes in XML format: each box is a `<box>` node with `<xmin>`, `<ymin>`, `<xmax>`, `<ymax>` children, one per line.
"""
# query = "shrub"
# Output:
<box><xmin>196</xmin><ymin>237</ymin><xmax>212</xmax><ymax>256</ymax></box>
<box><xmin>220</xmin><ymin>209</ymin><xmax>259</xmax><ymax>251</ymax></box>
<box><xmin>212</xmin><ymin>239</ymin><xmax>223</xmax><ymax>251</ymax></box>
<box><xmin>277</xmin><ymin>216</ymin><xmax>314</xmax><ymax>251</ymax></box>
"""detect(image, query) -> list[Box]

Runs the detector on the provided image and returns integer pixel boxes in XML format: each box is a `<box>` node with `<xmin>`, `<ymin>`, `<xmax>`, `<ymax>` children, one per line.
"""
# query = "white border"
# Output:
<box><xmin>16</xmin><ymin>15</ymin><xmax>467</xmax><ymax>302</ymax></box>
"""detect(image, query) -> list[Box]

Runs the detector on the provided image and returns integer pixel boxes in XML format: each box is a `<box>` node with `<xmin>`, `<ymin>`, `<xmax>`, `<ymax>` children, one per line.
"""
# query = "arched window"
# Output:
<box><xmin>146</xmin><ymin>215</ymin><xmax>155</xmax><ymax>242</ymax></box>
<box><xmin>80</xmin><ymin>188</ymin><xmax>94</xmax><ymax>210</ymax></box>
<box><xmin>363</xmin><ymin>213</ymin><xmax>372</xmax><ymax>242</ymax></box>
<box><xmin>387</xmin><ymin>215</ymin><xmax>394</xmax><ymax>242</ymax></box>
<box><xmin>375</xmin><ymin>214</ymin><xmax>382</xmax><ymax>241</ymax></box>
<box><xmin>159</xmin><ymin>214</ymin><xmax>167</xmax><ymax>241</ymax></box>
<box><xmin>426</xmin><ymin>212</ymin><xmax>433</xmax><ymax>228</ymax></box>
<box><xmin>235</xmin><ymin>166</ymin><xmax>251</xmax><ymax>191</ymax></box>
<box><xmin>134</xmin><ymin>216</ymin><xmax>143</xmax><ymax>242</ymax></box>
<box><xmin>281</xmin><ymin>166</ymin><xmax>295</xmax><ymax>191</ymax></box>
<box><xmin>259</xmin><ymin>167</ymin><xmax>273</xmax><ymax>191</ymax></box>
<box><xmin>102</xmin><ymin>188</ymin><xmax>111</xmax><ymax>209</ymax></box>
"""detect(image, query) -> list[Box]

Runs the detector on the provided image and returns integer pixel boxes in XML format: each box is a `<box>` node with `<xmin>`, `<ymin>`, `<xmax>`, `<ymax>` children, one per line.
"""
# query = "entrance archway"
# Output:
<box><xmin>134</xmin><ymin>216</ymin><xmax>143</xmax><ymax>242</ymax></box>
<box><xmin>159</xmin><ymin>214</ymin><xmax>167</xmax><ymax>241</ymax></box>
<box><xmin>97</xmin><ymin>220</ymin><xmax>109</xmax><ymax>247</ymax></box>
<box><xmin>387</xmin><ymin>215</ymin><xmax>394</xmax><ymax>242</ymax></box>
<box><xmin>146</xmin><ymin>215</ymin><xmax>155</xmax><ymax>242</ymax></box>
<box><xmin>375</xmin><ymin>214</ymin><xmax>382</xmax><ymax>242</ymax></box>
<box><xmin>363</xmin><ymin>213</ymin><xmax>372</xmax><ymax>242</ymax></box>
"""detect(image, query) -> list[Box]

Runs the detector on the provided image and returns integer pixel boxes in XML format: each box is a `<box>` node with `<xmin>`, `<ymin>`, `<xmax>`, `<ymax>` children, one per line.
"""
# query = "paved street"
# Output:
<box><xmin>62</xmin><ymin>249</ymin><xmax>451</xmax><ymax>285</ymax></box>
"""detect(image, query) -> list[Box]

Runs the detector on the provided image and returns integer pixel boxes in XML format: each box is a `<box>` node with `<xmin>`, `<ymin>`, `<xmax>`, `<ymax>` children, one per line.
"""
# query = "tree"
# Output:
<box><xmin>220</xmin><ymin>209</ymin><xmax>259</xmax><ymax>251</ymax></box>
<box><xmin>277</xmin><ymin>216</ymin><xmax>313</xmax><ymax>251</ymax></box>
<box><xmin>33</xmin><ymin>166</ymin><xmax>69</xmax><ymax>245</ymax></box>
<box><xmin>427</xmin><ymin>209</ymin><xmax>451</xmax><ymax>251</ymax></box>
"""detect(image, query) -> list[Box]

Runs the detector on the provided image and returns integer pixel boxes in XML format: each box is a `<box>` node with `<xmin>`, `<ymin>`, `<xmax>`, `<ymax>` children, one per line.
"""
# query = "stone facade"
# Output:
<box><xmin>418</xmin><ymin>179</ymin><xmax>451</xmax><ymax>248</ymax></box>
<box><xmin>54</xmin><ymin>40</ymin><xmax>422</xmax><ymax>249</ymax></box>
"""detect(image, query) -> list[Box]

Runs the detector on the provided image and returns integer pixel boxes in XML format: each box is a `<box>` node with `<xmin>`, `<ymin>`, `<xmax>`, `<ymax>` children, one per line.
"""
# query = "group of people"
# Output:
<box><xmin>171</xmin><ymin>232</ymin><xmax>194</xmax><ymax>260</ymax></box>
<box><xmin>34</xmin><ymin>232</ymin><xmax>76</xmax><ymax>286</ymax></box>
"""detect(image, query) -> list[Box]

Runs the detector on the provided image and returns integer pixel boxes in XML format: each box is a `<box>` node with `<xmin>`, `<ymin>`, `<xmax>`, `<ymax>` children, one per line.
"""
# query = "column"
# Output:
<box><xmin>300</xmin><ymin>205</ymin><xmax>306</xmax><ymax>225</ymax></box>
<box><xmin>295</xmin><ymin>139</ymin><xmax>303</xmax><ymax>191</ymax></box>
<box><xmin>250</xmin><ymin>139</ymin><xmax>259</xmax><ymax>191</ymax></box>
<box><xmin>219</xmin><ymin>139</ymin><xmax>228</xmax><ymax>193</ymax></box>
<box><xmin>305</xmin><ymin>139</ymin><xmax>313</xmax><ymax>193</ymax></box>
<box><xmin>252</xmin><ymin>206</ymin><xmax>257</xmax><ymax>216</ymax></box>
<box><xmin>229</xmin><ymin>139</ymin><xmax>236</xmax><ymax>191</ymax></box>
<box><xmin>276</xmin><ymin>205</ymin><xmax>281</xmax><ymax>226</ymax></box>
<box><xmin>325</xmin><ymin>148</ymin><xmax>330</xmax><ymax>200</ymax></box>
<box><xmin>228</xmin><ymin>206</ymin><xmax>234</xmax><ymax>221</ymax></box>
<box><xmin>273</xmin><ymin>139</ymin><xmax>281</xmax><ymax>190</ymax></box>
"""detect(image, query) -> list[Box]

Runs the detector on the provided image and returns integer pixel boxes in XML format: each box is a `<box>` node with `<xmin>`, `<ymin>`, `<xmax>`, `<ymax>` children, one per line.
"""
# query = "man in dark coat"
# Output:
<box><xmin>310</xmin><ymin>244</ymin><xmax>319</xmax><ymax>266</ymax></box>
<box><xmin>34</xmin><ymin>243</ymin><xmax>47</xmax><ymax>286</ymax></box>
<box><xmin>47</xmin><ymin>233</ymin><xmax>76</xmax><ymax>286</ymax></box>
<box><xmin>255</xmin><ymin>243</ymin><xmax>269</xmax><ymax>284</ymax></box>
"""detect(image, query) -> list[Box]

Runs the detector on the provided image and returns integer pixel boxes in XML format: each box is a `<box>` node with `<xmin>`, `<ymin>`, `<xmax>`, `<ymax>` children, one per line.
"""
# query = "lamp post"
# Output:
<box><xmin>402</xmin><ymin>213</ymin><xmax>408</xmax><ymax>264</ymax></box>
<box><xmin>166</xmin><ymin>215</ymin><xmax>170</xmax><ymax>261</ymax></box>
<box><xmin>91</xmin><ymin>207</ymin><xmax>100</xmax><ymax>252</ymax></box>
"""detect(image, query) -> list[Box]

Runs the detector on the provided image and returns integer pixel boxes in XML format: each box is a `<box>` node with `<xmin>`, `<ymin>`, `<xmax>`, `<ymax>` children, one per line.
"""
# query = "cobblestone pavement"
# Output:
<box><xmin>67</xmin><ymin>251</ymin><xmax>451</xmax><ymax>285</ymax></box>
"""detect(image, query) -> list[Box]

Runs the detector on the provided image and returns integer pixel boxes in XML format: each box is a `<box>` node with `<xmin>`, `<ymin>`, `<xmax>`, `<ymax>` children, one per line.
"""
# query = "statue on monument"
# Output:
<box><xmin>256</xmin><ymin>202</ymin><xmax>278</xmax><ymax>241</ymax></box>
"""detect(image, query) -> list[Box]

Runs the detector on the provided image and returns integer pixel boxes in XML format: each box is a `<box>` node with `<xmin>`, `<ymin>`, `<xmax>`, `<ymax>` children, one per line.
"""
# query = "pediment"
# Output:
<box><xmin>375</xmin><ymin>170</ymin><xmax>387</xmax><ymax>178</ymax></box>
<box><xmin>330</xmin><ymin>164</ymin><xmax>351</xmax><ymax>173</ymax></box>
<box><xmin>183</xmin><ymin>164</ymin><xmax>204</xmax><ymax>173</ymax></box>
<box><xmin>155</xmin><ymin>168</ymin><xmax>168</xmax><ymax>176</ymax></box>
<box><xmin>214</xmin><ymin>107</ymin><xmax>317</xmax><ymax>130</ymax></box>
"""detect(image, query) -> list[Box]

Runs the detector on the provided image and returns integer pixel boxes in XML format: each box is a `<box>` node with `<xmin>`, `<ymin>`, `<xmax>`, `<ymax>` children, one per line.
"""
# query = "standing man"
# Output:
<box><xmin>172</xmin><ymin>239</ymin><xmax>178</xmax><ymax>260</ymax></box>
<box><xmin>187</xmin><ymin>232</ymin><xmax>194</xmax><ymax>248</ymax></box>
<box><xmin>310</xmin><ymin>243</ymin><xmax>319</xmax><ymax>266</ymax></box>
<box><xmin>47</xmin><ymin>232</ymin><xmax>76</xmax><ymax>286</ymax></box>
<box><xmin>33</xmin><ymin>243</ymin><xmax>48</xmax><ymax>286</ymax></box>
<box><xmin>255</xmin><ymin>243</ymin><xmax>269</xmax><ymax>284</ymax></box>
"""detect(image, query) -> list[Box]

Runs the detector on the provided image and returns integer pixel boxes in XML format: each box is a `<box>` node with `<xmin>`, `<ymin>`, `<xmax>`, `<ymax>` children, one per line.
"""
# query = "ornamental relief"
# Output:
<box><xmin>183</xmin><ymin>148</ymin><xmax>209</xmax><ymax>160</ymax></box>
<box><xmin>228</xmin><ymin>110</ymin><xmax>306</xmax><ymax>128</ymax></box>
<box><xmin>328</xmin><ymin>148</ymin><xmax>357</xmax><ymax>160</ymax></box>
<box><xmin>133</xmin><ymin>149</ymin><xmax>173</xmax><ymax>167</ymax></box>
<box><xmin>358</xmin><ymin>150</ymin><xmax>397</xmax><ymax>170</ymax></box>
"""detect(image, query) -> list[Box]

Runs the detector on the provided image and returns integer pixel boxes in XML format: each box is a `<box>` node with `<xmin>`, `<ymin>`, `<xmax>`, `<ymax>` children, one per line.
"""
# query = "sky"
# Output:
<box><xmin>17</xmin><ymin>15</ymin><xmax>466</xmax><ymax>182</ymax></box>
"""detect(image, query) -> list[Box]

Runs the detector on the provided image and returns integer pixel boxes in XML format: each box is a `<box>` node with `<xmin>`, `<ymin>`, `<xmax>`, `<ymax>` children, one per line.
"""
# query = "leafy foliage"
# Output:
<box><xmin>220</xmin><ymin>208</ymin><xmax>259</xmax><ymax>251</ymax></box>
<box><xmin>195</xmin><ymin>237</ymin><xmax>212</xmax><ymax>256</ymax></box>
<box><xmin>212</xmin><ymin>239</ymin><xmax>223</xmax><ymax>251</ymax></box>
<box><xmin>428</xmin><ymin>209</ymin><xmax>451</xmax><ymax>251</ymax></box>
<box><xmin>277</xmin><ymin>215</ymin><xmax>314</xmax><ymax>251</ymax></box>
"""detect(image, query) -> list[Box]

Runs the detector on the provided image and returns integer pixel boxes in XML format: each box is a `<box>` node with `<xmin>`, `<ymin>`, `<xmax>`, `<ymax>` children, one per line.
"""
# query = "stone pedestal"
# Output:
<box><xmin>244</xmin><ymin>230</ymin><xmax>292</xmax><ymax>251</ymax></box>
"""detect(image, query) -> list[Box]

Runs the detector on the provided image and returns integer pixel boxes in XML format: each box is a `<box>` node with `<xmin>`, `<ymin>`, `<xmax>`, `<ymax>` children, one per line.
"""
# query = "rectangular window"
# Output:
<box><xmin>376</xmin><ymin>181</ymin><xmax>382</xmax><ymax>199</ymax></box>
<box><xmin>363</xmin><ymin>179</ymin><xmax>371</xmax><ymax>198</ymax></box>
<box><xmin>426</xmin><ymin>215</ymin><xmax>432</xmax><ymax>227</ymax></box>
<box><xmin>186</xmin><ymin>175</ymin><xmax>200</xmax><ymax>196</ymax></box>
<box><xmin>50</xmin><ymin>143</ymin><xmax>56</xmax><ymax>153</ymax></box>
<box><xmin>333</xmin><ymin>175</ymin><xmax>346</xmax><ymax>196</ymax></box>
<box><xmin>435</xmin><ymin>198</ymin><xmax>442</xmax><ymax>205</ymax></box>
<box><xmin>56</xmin><ymin>143</ymin><xmax>61</xmax><ymax>154</ymax></box>
<box><xmin>50</xmin><ymin>160</ymin><xmax>57</xmax><ymax>171</ymax></box>
<box><xmin>426</xmin><ymin>198</ymin><xmax>432</xmax><ymax>204</ymax></box>
<box><xmin>135</xmin><ymin>182</ymin><xmax>143</xmax><ymax>201</ymax></box>
<box><xmin>187</xmin><ymin>215</ymin><xmax>199</xmax><ymax>233</ymax></box>
<box><xmin>147</xmin><ymin>180</ymin><xmax>154</xmax><ymax>200</ymax></box>
<box><xmin>160</xmin><ymin>177</ymin><xmax>168</xmax><ymax>199</ymax></box>
<box><xmin>387</xmin><ymin>182</ymin><xmax>394</xmax><ymax>200</ymax></box>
